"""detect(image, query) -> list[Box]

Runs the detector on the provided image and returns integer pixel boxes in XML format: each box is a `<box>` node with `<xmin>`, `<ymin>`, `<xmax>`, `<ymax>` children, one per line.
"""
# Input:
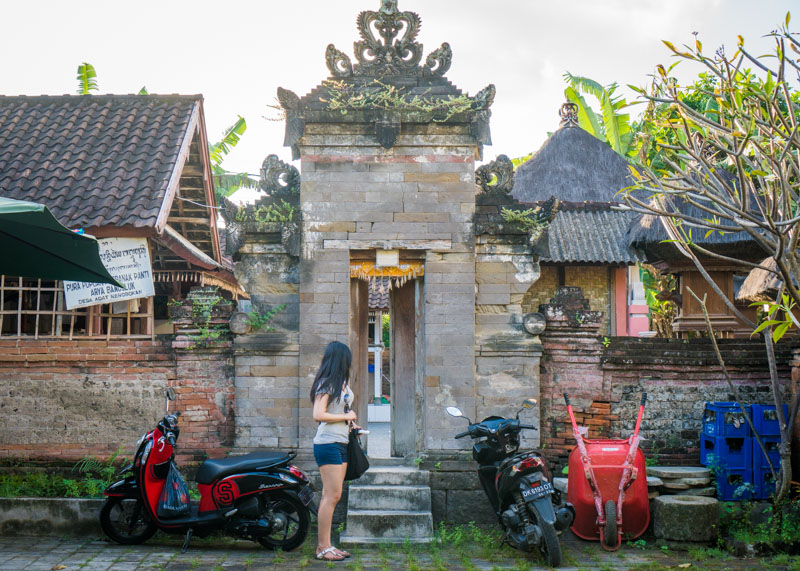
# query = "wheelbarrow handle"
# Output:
<box><xmin>640</xmin><ymin>392</ymin><xmax>647</xmax><ymax>406</ymax></box>
<box><xmin>564</xmin><ymin>393</ymin><xmax>570</xmax><ymax>406</ymax></box>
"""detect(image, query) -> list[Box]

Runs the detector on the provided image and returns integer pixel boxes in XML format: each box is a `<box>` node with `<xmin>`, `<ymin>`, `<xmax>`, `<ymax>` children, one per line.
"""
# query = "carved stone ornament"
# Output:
<box><xmin>559</xmin><ymin>101</ymin><xmax>579</xmax><ymax>127</ymax></box>
<box><xmin>326</xmin><ymin>44</ymin><xmax>353</xmax><ymax>78</ymax></box>
<box><xmin>324</xmin><ymin>0</ymin><xmax>453</xmax><ymax>78</ymax></box>
<box><xmin>475</xmin><ymin>154</ymin><xmax>514</xmax><ymax>194</ymax></box>
<box><xmin>259</xmin><ymin>154</ymin><xmax>300</xmax><ymax>196</ymax></box>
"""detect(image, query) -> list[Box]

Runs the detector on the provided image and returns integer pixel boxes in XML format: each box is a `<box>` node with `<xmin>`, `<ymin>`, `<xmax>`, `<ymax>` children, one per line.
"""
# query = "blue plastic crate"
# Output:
<box><xmin>754</xmin><ymin>466</ymin><xmax>777</xmax><ymax>499</ymax></box>
<box><xmin>753</xmin><ymin>436</ymin><xmax>782</xmax><ymax>470</ymax></box>
<box><xmin>702</xmin><ymin>402</ymin><xmax>750</xmax><ymax>438</ymax></box>
<box><xmin>751</xmin><ymin>404</ymin><xmax>789</xmax><ymax>436</ymax></box>
<box><xmin>700</xmin><ymin>433</ymin><xmax>752</xmax><ymax>469</ymax></box>
<box><xmin>716</xmin><ymin>468</ymin><xmax>755</xmax><ymax>501</ymax></box>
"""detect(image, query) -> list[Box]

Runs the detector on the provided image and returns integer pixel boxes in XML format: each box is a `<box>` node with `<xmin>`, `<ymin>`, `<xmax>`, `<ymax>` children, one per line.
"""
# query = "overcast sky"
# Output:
<box><xmin>0</xmin><ymin>0</ymin><xmax>794</xmax><ymax>177</ymax></box>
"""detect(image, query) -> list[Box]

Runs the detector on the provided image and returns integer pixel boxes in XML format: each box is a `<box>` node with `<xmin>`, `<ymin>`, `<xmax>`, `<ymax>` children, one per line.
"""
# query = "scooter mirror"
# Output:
<box><xmin>522</xmin><ymin>398</ymin><xmax>537</xmax><ymax>409</ymax></box>
<box><xmin>445</xmin><ymin>406</ymin><xmax>463</xmax><ymax>418</ymax></box>
<box><xmin>166</xmin><ymin>388</ymin><xmax>177</xmax><ymax>401</ymax></box>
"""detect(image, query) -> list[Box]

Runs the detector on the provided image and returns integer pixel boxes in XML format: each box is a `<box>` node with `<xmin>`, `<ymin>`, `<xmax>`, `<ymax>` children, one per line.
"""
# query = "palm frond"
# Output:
<box><xmin>209</xmin><ymin>116</ymin><xmax>247</xmax><ymax>167</ymax></box>
<box><xmin>564</xmin><ymin>86</ymin><xmax>604</xmax><ymax>139</ymax></box>
<box><xmin>565</xmin><ymin>72</ymin><xmax>634</xmax><ymax>156</ymax></box>
<box><xmin>76</xmin><ymin>62</ymin><xmax>99</xmax><ymax>95</ymax></box>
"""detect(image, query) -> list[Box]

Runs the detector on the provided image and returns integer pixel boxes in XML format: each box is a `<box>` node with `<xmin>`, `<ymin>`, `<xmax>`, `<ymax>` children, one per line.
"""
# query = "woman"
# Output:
<box><xmin>311</xmin><ymin>341</ymin><xmax>358</xmax><ymax>562</ymax></box>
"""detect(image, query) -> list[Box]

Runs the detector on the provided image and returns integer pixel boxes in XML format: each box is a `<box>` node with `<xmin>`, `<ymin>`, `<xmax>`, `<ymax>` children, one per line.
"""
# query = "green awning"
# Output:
<box><xmin>0</xmin><ymin>197</ymin><xmax>122</xmax><ymax>286</ymax></box>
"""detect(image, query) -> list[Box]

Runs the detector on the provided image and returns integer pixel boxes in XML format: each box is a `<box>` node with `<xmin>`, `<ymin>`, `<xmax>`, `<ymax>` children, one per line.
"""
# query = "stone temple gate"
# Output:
<box><xmin>226</xmin><ymin>0</ymin><xmax>553</xmax><ymax>461</ymax></box>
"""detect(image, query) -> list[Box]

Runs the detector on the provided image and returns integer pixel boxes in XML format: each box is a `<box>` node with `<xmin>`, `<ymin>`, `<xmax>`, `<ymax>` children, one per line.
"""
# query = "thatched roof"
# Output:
<box><xmin>736</xmin><ymin>257</ymin><xmax>795</xmax><ymax>303</ymax></box>
<box><xmin>511</xmin><ymin>124</ymin><xmax>633</xmax><ymax>203</ymax></box>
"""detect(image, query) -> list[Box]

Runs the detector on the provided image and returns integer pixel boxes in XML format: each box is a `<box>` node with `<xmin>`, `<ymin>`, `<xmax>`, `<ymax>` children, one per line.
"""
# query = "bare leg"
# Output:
<box><xmin>317</xmin><ymin>462</ymin><xmax>347</xmax><ymax>557</ymax></box>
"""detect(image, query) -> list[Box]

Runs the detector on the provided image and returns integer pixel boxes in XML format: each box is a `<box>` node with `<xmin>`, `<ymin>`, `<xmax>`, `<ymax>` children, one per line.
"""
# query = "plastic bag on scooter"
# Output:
<box><xmin>157</xmin><ymin>462</ymin><xmax>191</xmax><ymax>519</ymax></box>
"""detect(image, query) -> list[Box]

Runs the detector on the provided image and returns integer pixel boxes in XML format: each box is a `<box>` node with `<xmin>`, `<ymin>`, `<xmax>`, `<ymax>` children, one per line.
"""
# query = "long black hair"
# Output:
<box><xmin>310</xmin><ymin>341</ymin><xmax>352</xmax><ymax>404</ymax></box>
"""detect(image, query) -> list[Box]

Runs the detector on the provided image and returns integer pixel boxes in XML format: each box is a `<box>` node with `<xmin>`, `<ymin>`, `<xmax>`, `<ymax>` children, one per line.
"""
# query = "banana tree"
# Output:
<box><xmin>563</xmin><ymin>72</ymin><xmax>636</xmax><ymax>158</ymax></box>
<box><xmin>76</xmin><ymin>63</ymin><xmax>99</xmax><ymax>95</ymax></box>
<box><xmin>209</xmin><ymin>116</ymin><xmax>258</xmax><ymax>203</ymax></box>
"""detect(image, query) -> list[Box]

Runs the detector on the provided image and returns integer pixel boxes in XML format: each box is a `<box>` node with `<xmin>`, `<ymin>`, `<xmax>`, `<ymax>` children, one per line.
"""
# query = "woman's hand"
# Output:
<box><xmin>344</xmin><ymin>410</ymin><xmax>357</xmax><ymax>422</ymax></box>
<box><xmin>351</xmin><ymin>423</ymin><xmax>362</xmax><ymax>431</ymax></box>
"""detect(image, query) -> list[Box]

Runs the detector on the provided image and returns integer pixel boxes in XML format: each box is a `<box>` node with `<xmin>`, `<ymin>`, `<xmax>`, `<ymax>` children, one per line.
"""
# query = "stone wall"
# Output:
<box><xmin>538</xmin><ymin>287</ymin><xmax>795</xmax><ymax>470</ymax></box>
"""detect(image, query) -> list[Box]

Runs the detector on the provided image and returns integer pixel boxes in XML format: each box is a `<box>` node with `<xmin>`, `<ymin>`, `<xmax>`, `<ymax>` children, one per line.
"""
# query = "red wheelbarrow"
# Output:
<box><xmin>563</xmin><ymin>393</ymin><xmax>650</xmax><ymax>551</ymax></box>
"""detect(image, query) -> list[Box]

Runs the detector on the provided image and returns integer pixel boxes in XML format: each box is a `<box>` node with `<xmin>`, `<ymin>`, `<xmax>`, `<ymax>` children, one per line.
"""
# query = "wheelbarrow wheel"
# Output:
<box><xmin>603</xmin><ymin>500</ymin><xmax>617</xmax><ymax>548</ymax></box>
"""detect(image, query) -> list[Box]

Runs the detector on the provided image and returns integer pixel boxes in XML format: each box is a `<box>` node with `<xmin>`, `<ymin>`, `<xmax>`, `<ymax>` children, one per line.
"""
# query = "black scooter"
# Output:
<box><xmin>446</xmin><ymin>399</ymin><xmax>574</xmax><ymax>567</ymax></box>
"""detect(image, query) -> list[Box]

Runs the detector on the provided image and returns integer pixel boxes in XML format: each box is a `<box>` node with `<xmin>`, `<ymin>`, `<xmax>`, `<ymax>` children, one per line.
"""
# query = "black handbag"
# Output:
<box><xmin>345</xmin><ymin>428</ymin><xmax>369</xmax><ymax>481</ymax></box>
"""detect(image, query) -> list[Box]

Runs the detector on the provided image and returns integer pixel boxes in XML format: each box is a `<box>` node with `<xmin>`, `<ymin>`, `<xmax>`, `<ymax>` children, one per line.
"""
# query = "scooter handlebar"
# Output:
<box><xmin>563</xmin><ymin>393</ymin><xmax>570</xmax><ymax>406</ymax></box>
<box><xmin>519</xmin><ymin>424</ymin><xmax>537</xmax><ymax>431</ymax></box>
<box><xmin>166</xmin><ymin>433</ymin><xmax>176</xmax><ymax>446</ymax></box>
<box><xmin>641</xmin><ymin>393</ymin><xmax>647</xmax><ymax>406</ymax></box>
<box><xmin>454</xmin><ymin>431</ymin><xmax>470</xmax><ymax>439</ymax></box>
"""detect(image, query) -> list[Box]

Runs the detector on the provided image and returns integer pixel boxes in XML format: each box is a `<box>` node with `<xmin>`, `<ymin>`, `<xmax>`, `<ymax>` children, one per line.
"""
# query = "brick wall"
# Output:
<box><xmin>539</xmin><ymin>330</ymin><xmax>795</xmax><ymax>470</ymax></box>
<box><xmin>0</xmin><ymin>335</ymin><xmax>235</xmax><ymax>464</ymax></box>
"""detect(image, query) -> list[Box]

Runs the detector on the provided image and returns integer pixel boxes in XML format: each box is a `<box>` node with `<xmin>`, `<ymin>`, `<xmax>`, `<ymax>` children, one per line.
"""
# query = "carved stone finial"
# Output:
<box><xmin>473</xmin><ymin>84</ymin><xmax>496</xmax><ymax>110</ymax></box>
<box><xmin>277</xmin><ymin>87</ymin><xmax>300</xmax><ymax>111</ymax></box>
<box><xmin>326</xmin><ymin>44</ymin><xmax>353</xmax><ymax>78</ymax></box>
<box><xmin>259</xmin><ymin>154</ymin><xmax>300</xmax><ymax>196</ymax></box>
<box><xmin>559</xmin><ymin>102</ymin><xmax>579</xmax><ymax>127</ymax></box>
<box><xmin>476</xmin><ymin>154</ymin><xmax>514</xmax><ymax>194</ymax></box>
<box><xmin>423</xmin><ymin>42</ymin><xmax>452</xmax><ymax>77</ymax></box>
<box><xmin>322</xmin><ymin>0</ymin><xmax>454</xmax><ymax>79</ymax></box>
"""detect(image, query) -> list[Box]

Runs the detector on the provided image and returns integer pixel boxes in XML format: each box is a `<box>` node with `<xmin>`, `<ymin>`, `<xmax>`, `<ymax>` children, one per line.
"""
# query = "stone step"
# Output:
<box><xmin>348</xmin><ymin>485</ymin><xmax>431</xmax><ymax>511</ymax></box>
<box><xmin>341</xmin><ymin>509</ymin><xmax>434</xmax><ymax>541</ymax></box>
<box><xmin>357</xmin><ymin>467</ymin><xmax>429</xmax><ymax>486</ymax></box>
<box><xmin>368</xmin><ymin>457</ymin><xmax>408</xmax><ymax>467</ymax></box>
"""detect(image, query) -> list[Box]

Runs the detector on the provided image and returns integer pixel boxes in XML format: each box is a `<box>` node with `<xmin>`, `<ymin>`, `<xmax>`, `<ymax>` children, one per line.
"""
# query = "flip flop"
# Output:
<box><xmin>333</xmin><ymin>546</ymin><xmax>351</xmax><ymax>558</ymax></box>
<box><xmin>316</xmin><ymin>546</ymin><xmax>345</xmax><ymax>561</ymax></box>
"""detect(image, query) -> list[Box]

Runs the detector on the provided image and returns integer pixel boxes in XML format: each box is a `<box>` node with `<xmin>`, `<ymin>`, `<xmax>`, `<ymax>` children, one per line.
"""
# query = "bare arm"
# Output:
<box><xmin>312</xmin><ymin>393</ymin><xmax>357</xmax><ymax>423</ymax></box>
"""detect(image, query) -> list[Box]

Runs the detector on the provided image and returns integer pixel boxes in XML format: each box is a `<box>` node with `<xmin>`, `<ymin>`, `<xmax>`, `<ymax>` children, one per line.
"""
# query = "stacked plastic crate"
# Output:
<box><xmin>700</xmin><ymin>402</ymin><xmax>786</xmax><ymax>500</ymax></box>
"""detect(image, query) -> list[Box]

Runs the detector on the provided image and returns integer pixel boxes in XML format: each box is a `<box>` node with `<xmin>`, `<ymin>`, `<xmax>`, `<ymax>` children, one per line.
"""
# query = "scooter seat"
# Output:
<box><xmin>195</xmin><ymin>452</ymin><xmax>291</xmax><ymax>485</ymax></box>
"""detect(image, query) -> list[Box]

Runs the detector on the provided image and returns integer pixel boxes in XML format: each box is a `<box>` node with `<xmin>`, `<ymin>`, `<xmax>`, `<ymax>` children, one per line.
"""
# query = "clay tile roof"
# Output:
<box><xmin>0</xmin><ymin>94</ymin><xmax>200</xmax><ymax>230</ymax></box>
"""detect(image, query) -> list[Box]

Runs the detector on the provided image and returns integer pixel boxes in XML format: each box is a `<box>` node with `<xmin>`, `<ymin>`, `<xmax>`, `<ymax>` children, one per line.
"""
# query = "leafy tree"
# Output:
<box><xmin>620</xmin><ymin>14</ymin><xmax>800</xmax><ymax>500</ymax></box>
<box><xmin>563</xmin><ymin>72</ymin><xmax>636</xmax><ymax>158</ymax></box>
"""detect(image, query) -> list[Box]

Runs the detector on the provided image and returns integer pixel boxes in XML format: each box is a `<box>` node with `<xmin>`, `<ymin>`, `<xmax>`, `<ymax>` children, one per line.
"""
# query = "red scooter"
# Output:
<box><xmin>100</xmin><ymin>389</ymin><xmax>316</xmax><ymax>552</ymax></box>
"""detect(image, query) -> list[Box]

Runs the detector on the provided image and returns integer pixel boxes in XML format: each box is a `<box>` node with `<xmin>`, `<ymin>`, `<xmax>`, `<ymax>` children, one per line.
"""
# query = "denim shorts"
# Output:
<box><xmin>313</xmin><ymin>443</ymin><xmax>348</xmax><ymax>466</ymax></box>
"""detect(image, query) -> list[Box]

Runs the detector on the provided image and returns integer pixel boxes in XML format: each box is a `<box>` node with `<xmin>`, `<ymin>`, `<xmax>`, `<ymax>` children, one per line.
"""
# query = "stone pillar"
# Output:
<box><xmin>169</xmin><ymin>286</ymin><xmax>235</xmax><ymax>460</ymax></box>
<box><xmin>474</xmin><ymin>239</ymin><xmax>543</xmax><ymax>447</ymax></box>
<box><xmin>233</xmin><ymin>223</ymin><xmax>301</xmax><ymax>450</ymax></box>
<box><xmin>538</xmin><ymin>286</ymin><xmax>604</xmax><ymax>466</ymax></box>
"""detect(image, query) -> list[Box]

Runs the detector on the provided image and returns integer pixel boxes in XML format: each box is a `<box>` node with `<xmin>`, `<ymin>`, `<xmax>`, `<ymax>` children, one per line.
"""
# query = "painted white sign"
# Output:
<box><xmin>64</xmin><ymin>237</ymin><xmax>154</xmax><ymax>310</ymax></box>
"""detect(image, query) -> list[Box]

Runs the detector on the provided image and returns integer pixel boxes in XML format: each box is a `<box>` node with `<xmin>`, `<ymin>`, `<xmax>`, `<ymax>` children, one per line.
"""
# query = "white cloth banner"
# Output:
<box><xmin>64</xmin><ymin>237</ymin><xmax>154</xmax><ymax>310</ymax></box>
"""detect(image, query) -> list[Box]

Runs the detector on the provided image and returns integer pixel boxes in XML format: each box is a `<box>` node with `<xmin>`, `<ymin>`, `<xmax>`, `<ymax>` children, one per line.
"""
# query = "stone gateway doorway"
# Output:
<box><xmin>350</xmin><ymin>257</ymin><xmax>424</xmax><ymax>458</ymax></box>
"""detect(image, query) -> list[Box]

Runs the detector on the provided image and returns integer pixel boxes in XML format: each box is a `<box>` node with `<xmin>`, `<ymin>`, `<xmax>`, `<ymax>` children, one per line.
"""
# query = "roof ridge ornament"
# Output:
<box><xmin>559</xmin><ymin>101</ymin><xmax>579</xmax><ymax>127</ymax></box>
<box><xmin>325</xmin><ymin>0</ymin><xmax>452</xmax><ymax>78</ymax></box>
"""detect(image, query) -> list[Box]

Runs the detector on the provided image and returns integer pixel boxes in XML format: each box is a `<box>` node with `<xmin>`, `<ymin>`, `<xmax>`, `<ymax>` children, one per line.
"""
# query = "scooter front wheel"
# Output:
<box><xmin>100</xmin><ymin>497</ymin><xmax>158</xmax><ymax>545</ymax></box>
<box><xmin>256</xmin><ymin>491</ymin><xmax>310</xmax><ymax>551</ymax></box>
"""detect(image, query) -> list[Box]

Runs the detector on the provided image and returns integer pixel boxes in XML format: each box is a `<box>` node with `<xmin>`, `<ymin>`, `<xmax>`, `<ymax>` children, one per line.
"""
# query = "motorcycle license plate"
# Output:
<box><xmin>521</xmin><ymin>481</ymin><xmax>554</xmax><ymax>501</ymax></box>
<box><xmin>298</xmin><ymin>485</ymin><xmax>314</xmax><ymax>506</ymax></box>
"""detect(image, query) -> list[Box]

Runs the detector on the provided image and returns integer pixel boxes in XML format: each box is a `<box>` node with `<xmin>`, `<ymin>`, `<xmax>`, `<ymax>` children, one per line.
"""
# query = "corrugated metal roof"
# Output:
<box><xmin>542</xmin><ymin>204</ymin><xmax>643</xmax><ymax>264</ymax></box>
